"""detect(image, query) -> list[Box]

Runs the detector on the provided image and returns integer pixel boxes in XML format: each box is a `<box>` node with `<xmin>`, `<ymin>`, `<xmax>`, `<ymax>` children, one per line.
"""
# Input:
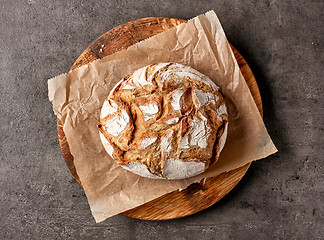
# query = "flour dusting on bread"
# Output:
<box><xmin>171</xmin><ymin>89</ymin><xmax>185</xmax><ymax>111</ymax></box>
<box><xmin>139</xmin><ymin>102</ymin><xmax>159</xmax><ymax>121</ymax></box>
<box><xmin>98</xmin><ymin>63</ymin><xmax>228</xmax><ymax>179</ymax></box>
<box><xmin>141</xmin><ymin>137</ymin><xmax>157</xmax><ymax>149</ymax></box>
<box><xmin>100</xmin><ymin>100</ymin><xmax>118</xmax><ymax>119</ymax></box>
<box><xmin>104</xmin><ymin>109</ymin><xmax>130</xmax><ymax>137</ymax></box>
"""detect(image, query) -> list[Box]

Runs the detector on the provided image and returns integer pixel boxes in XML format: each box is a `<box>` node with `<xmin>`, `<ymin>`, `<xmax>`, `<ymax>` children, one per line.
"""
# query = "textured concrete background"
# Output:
<box><xmin>1</xmin><ymin>0</ymin><xmax>323</xmax><ymax>239</ymax></box>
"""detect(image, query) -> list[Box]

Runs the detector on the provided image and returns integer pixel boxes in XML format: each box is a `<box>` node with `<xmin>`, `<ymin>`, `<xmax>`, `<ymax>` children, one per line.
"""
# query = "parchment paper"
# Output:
<box><xmin>48</xmin><ymin>11</ymin><xmax>277</xmax><ymax>222</ymax></box>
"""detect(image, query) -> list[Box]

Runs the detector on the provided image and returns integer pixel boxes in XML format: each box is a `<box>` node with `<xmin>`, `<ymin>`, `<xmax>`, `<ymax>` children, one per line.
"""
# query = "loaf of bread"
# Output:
<box><xmin>98</xmin><ymin>63</ymin><xmax>228</xmax><ymax>179</ymax></box>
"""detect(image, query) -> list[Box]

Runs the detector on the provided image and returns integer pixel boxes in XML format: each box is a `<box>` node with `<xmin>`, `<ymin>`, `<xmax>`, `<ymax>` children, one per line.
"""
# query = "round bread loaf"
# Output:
<box><xmin>98</xmin><ymin>63</ymin><xmax>228</xmax><ymax>179</ymax></box>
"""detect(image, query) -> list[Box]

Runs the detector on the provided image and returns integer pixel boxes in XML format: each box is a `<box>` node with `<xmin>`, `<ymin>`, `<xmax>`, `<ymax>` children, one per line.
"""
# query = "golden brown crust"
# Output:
<box><xmin>98</xmin><ymin>63</ymin><xmax>228</xmax><ymax>177</ymax></box>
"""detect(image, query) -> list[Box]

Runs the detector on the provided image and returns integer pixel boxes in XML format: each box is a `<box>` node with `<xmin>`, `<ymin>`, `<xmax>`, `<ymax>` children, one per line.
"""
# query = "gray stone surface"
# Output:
<box><xmin>1</xmin><ymin>0</ymin><xmax>323</xmax><ymax>239</ymax></box>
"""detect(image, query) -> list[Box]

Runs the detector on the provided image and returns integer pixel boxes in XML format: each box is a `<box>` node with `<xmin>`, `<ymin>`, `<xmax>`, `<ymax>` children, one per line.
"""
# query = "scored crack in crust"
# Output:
<box><xmin>98</xmin><ymin>63</ymin><xmax>228</xmax><ymax>179</ymax></box>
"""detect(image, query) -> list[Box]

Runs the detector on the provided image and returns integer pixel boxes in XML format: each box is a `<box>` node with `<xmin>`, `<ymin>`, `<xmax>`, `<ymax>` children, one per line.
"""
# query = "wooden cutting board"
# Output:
<box><xmin>57</xmin><ymin>17</ymin><xmax>263</xmax><ymax>220</ymax></box>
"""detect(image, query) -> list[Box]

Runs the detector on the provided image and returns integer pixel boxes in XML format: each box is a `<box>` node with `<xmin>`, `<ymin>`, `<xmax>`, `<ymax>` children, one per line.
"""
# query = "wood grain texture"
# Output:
<box><xmin>56</xmin><ymin>17</ymin><xmax>262</xmax><ymax>220</ymax></box>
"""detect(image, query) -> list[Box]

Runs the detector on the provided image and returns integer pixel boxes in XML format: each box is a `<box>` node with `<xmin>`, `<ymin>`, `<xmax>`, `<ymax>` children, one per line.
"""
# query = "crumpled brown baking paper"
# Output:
<box><xmin>48</xmin><ymin>10</ymin><xmax>277</xmax><ymax>222</ymax></box>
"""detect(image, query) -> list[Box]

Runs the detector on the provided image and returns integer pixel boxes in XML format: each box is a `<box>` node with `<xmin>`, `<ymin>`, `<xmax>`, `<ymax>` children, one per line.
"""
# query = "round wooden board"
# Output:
<box><xmin>57</xmin><ymin>17</ymin><xmax>263</xmax><ymax>220</ymax></box>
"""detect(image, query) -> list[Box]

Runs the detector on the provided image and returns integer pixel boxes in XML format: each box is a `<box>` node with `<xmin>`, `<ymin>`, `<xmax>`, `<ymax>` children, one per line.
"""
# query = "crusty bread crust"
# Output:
<box><xmin>98</xmin><ymin>63</ymin><xmax>228</xmax><ymax>179</ymax></box>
